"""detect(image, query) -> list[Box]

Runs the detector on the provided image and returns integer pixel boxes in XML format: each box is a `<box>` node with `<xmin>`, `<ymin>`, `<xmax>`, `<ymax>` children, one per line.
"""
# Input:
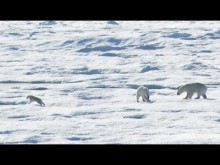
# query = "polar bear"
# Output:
<box><xmin>177</xmin><ymin>83</ymin><xmax>207</xmax><ymax>99</ymax></box>
<box><xmin>26</xmin><ymin>95</ymin><xmax>45</xmax><ymax>106</ymax></box>
<box><xmin>137</xmin><ymin>86</ymin><xmax>150</xmax><ymax>102</ymax></box>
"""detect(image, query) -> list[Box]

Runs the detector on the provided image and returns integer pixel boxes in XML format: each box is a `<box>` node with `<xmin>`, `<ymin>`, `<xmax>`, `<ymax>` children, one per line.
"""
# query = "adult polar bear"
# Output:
<box><xmin>177</xmin><ymin>83</ymin><xmax>207</xmax><ymax>99</ymax></box>
<box><xmin>137</xmin><ymin>86</ymin><xmax>150</xmax><ymax>102</ymax></box>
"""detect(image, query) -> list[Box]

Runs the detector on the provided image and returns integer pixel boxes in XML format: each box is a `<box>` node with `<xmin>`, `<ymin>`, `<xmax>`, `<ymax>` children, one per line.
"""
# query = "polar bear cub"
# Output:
<box><xmin>26</xmin><ymin>95</ymin><xmax>45</xmax><ymax>106</ymax></box>
<box><xmin>137</xmin><ymin>86</ymin><xmax>150</xmax><ymax>102</ymax></box>
<box><xmin>177</xmin><ymin>83</ymin><xmax>207</xmax><ymax>99</ymax></box>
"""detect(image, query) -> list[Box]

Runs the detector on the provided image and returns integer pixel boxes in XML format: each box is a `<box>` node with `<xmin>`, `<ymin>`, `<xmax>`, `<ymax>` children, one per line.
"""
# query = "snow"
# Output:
<box><xmin>0</xmin><ymin>21</ymin><xmax>220</xmax><ymax>144</ymax></box>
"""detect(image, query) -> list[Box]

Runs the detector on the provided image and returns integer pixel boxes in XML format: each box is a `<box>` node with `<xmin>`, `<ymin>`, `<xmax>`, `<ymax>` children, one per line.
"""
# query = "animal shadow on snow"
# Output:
<box><xmin>32</xmin><ymin>103</ymin><xmax>46</xmax><ymax>107</ymax></box>
<box><xmin>205</xmin><ymin>98</ymin><xmax>216</xmax><ymax>100</ymax></box>
<box><xmin>140</xmin><ymin>100</ymin><xmax>155</xmax><ymax>103</ymax></box>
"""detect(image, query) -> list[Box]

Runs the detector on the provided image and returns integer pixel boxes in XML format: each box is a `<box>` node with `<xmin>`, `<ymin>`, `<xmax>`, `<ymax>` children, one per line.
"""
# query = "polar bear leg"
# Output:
<box><xmin>184</xmin><ymin>93</ymin><xmax>189</xmax><ymax>99</ymax></box>
<box><xmin>202</xmin><ymin>94</ymin><xmax>207</xmax><ymax>99</ymax></box>
<box><xmin>137</xmin><ymin>94</ymin><xmax>140</xmax><ymax>102</ymax></box>
<box><xmin>195</xmin><ymin>93</ymin><xmax>201</xmax><ymax>99</ymax></box>
<box><xmin>188</xmin><ymin>92</ymin><xmax>194</xmax><ymax>99</ymax></box>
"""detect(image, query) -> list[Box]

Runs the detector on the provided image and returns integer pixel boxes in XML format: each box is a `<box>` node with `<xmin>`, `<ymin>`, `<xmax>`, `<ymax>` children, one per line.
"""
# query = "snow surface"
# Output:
<box><xmin>0</xmin><ymin>21</ymin><xmax>220</xmax><ymax>144</ymax></box>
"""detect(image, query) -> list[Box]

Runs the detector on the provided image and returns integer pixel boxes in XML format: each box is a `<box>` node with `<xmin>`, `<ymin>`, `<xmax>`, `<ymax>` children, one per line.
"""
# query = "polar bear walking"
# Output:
<box><xmin>26</xmin><ymin>95</ymin><xmax>45</xmax><ymax>106</ymax></box>
<box><xmin>177</xmin><ymin>83</ymin><xmax>207</xmax><ymax>99</ymax></box>
<box><xmin>137</xmin><ymin>86</ymin><xmax>150</xmax><ymax>102</ymax></box>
